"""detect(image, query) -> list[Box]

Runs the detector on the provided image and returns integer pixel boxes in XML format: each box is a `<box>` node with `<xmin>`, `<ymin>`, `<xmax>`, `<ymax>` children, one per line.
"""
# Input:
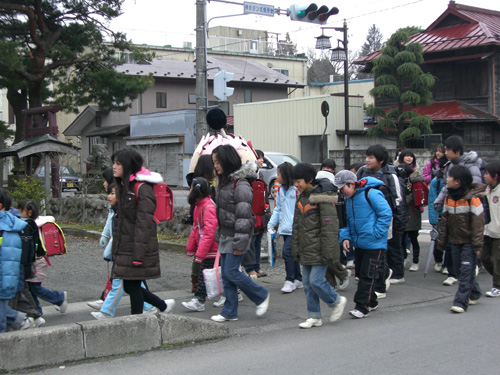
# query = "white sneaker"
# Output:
<box><xmin>346</xmin><ymin>260</ymin><xmax>355</xmax><ymax>269</ymax></box>
<box><xmin>143</xmin><ymin>307</ymin><xmax>158</xmax><ymax>315</ymax></box>
<box><xmin>213</xmin><ymin>296</ymin><xmax>226</xmax><ymax>307</ymax></box>
<box><xmin>375</xmin><ymin>291</ymin><xmax>386</xmax><ymax>299</ymax></box>
<box><xmin>450</xmin><ymin>305</ymin><xmax>464</xmax><ymax>313</ymax></box>
<box><xmin>442</xmin><ymin>267</ymin><xmax>449</xmax><ymax>275</ymax></box>
<box><xmin>238</xmin><ymin>292</ymin><xmax>244</xmax><ymax>302</ymax></box>
<box><xmin>349</xmin><ymin>309</ymin><xmax>367</xmax><ymax>318</ymax></box>
<box><xmin>385</xmin><ymin>269</ymin><xmax>393</xmax><ymax>292</ymax></box>
<box><xmin>434</xmin><ymin>263</ymin><xmax>442</xmax><ymax>272</ymax></box>
<box><xmin>58</xmin><ymin>291</ymin><xmax>68</xmax><ymax>313</ymax></box>
<box><xmin>389</xmin><ymin>277</ymin><xmax>405</xmax><ymax>285</ymax></box>
<box><xmin>443</xmin><ymin>277</ymin><xmax>458</xmax><ymax>286</ymax></box>
<box><xmin>338</xmin><ymin>270</ymin><xmax>351</xmax><ymax>291</ymax></box>
<box><xmin>87</xmin><ymin>300</ymin><xmax>104</xmax><ymax>310</ymax></box>
<box><xmin>486</xmin><ymin>288</ymin><xmax>500</xmax><ymax>297</ymax></box>
<box><xmin>404</xmin><ymin>258</ymin><xmax>410</xmax><ymax>268</ymax></box>
<box><xmin>34</xmin><ymin>317</ymin><xmax>46</xmax><ymax>327</ymax></box>
<box><xmin>329</xmin><ymin>296</ymin><xmax>347</xmax><ymax>322</ymax></box>
<box><xmin>20</xmin><ymin>317</ymin><xmax>34</xmax><ymax>330</ymax></box>
<box><xmin>281</xmin><ymin>280</ymin><xmax>296</xmax><ymax>293</ymax></box>
<box><xmin>181</xmin><ymin>298</ymin><xmax>205</xmax><ymax>312</ymax></box>
<box><xmin>90</xmin><ymin>311</ymin><xmax>112</xmax><ymax>320</ymax></box>
<box><xmin>409</xmin><ymin>263</ymin><xmax>419</xmax><ymax>272</ymax></box>
<box><xmin>299</xmin><ymin>318</ymin><xmax>322</xmax><ymax>329</ymax></box>
<box><xmin>256</xmin><ymin>293</ymin><xmax>270</xmax><ymax>317</ymax></box>
<box><xmin>163</xmin><ymin>299</ymin><xmax>175</xmax><ymax>314</ymax></box>
<box><xmin>211</xmin><ymin>314</ymin><xmax>238</xmax><ymax>322</ymax></box>
<box><xmin>293</xmin><ymin>280</ymin><xmax>304</xmax><ymax>289</ymax></box>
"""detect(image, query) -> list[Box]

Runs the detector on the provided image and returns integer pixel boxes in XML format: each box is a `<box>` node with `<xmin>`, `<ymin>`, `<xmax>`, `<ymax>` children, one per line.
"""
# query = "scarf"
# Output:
<box><xmin>448</xmin><ymin>185</ymin><xmax>467</xmax><ymax>201</ymax></box>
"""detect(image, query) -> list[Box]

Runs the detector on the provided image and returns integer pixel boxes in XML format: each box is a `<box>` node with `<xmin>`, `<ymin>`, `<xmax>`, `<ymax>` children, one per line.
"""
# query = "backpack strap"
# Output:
<box><xmin>134</xmin><ymin>182</ymin><xmax>144</xmax><ymax>202</ymax></box>
<box><xmin>365</xmin><ymin>188</ymin><xmax>374</xmax><ymax>210</ymax></box>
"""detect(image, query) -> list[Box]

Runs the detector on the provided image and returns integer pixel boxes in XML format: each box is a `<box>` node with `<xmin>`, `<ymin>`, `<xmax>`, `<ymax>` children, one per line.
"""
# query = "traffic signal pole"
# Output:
<box><xmin>195</xmin><ymin>0</ymin><xmax>209</xmax><ymax>143</ymax></box>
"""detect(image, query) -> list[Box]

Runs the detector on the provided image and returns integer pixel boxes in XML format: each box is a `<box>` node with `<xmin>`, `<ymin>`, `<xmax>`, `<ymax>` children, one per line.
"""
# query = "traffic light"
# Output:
<box><xmin>289</xmin><ymin>4</ymin><xmax>339</xmax><ymax>24</ymax></box>
<box><xmin>213</xmin><ymin>70</ymin><xmax>234</xmax><ymax>101</ymax></box>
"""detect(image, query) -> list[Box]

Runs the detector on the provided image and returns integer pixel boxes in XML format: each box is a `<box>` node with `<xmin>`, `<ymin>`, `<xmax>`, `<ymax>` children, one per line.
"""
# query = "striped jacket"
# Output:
<box><xmin>437</xmin><ymin>183</ymin><xmax>486</xmax><ymax>252</ymax></box>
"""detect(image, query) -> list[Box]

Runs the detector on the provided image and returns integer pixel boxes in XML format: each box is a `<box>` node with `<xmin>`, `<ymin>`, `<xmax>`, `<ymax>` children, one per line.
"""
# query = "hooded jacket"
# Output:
<box><xmin>340</xmin><ymin>177</ymin><xmax>393</xmax><ymax>250</ymax></box>
<box><xmin>0</xmin><ymin>210</ymin><xmax>27</xmax><ymax>299</ymax></box>
<box><xmin>267</xmin><ymin>184</ymin><xmax>297</xmax><ymax>236</ymax></box>
<box><xmin>112</xmin><ymin>169</ymin><xmax>163</xmax><ymax>280</ymax></box>
<box><xmin>291</xmin><ymin>184</ymin><xmax>339</xmax><ymax>265</ymax></box>
<box><xmin>215</xmin><ymin>162</ymin><xmax>257</xmax><ymax>253</ymax></box>
<box><xmin>437</xmin><ymin>183</ymin><xmax>486</xmax><ymax>252</ymax></box>
<box><xmin>186</xmin><ymin>196</ymin><xmax>218</xmax><ymax>262</ymax></box>
<box><xmin>484</xmin><ymin>183</ymin><xmax>500</xmax><ymax>239</ymax></box>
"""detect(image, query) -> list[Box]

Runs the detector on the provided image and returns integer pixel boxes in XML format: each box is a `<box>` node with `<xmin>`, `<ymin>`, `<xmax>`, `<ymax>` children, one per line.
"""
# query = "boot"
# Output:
<box><xmin>191</xmin><ymin>275</ymin><xmax>199</xmax><ymax>293</ymax></box>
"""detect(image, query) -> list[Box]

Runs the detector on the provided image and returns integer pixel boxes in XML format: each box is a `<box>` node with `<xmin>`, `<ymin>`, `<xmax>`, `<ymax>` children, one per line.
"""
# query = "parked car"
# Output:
<box><xmin>35</xmin><ymin>165</ymin><xmax>82</xmax><ymax>191</ymax></box>
<box><xmin>260</xmin><ymin>152</ymin><xmax>301</xmax><ymax>197</ymax></box>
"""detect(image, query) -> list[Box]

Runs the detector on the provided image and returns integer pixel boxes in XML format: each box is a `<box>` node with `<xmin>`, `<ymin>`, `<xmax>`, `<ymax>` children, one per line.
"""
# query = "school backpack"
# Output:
<box><xmin>134</xmin><ymin>182</ymin><xmax>174</xmax><ymax>223</ymax></box>
<box><xmin>412</xmin><ymin>181</ymin><xmax>429</xmax><ymax>207</ymax></box>
<box><xmin>365</xmin><ymin>185</ymin><xmax>396</xmax><ymax>214</ymax></box>
<box><xmin>37</xmin><ymin>219</ymin><xmax>67</xmax><ymax>256</ymax></box>
<box><xmin>235</xmin><ymin>178</ymin><xmax>269</xmax><ymax>229</ymax></box>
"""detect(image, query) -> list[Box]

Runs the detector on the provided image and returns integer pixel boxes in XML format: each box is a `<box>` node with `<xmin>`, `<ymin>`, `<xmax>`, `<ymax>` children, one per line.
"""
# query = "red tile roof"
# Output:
<box><xmin>356</xmin><ymin>1</ymin><xmax>500</xmax><ymax>64</ymax></box>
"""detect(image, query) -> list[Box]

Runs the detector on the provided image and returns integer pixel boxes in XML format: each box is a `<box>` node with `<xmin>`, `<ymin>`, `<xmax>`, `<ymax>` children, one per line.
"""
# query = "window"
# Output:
<box><xmin>113</xmin><ymin>142</ymin><xmax>120</xmax><ymax>153</ymax></box>
<box><xmin>300</xmin><ymin>136</ymin><xmax>327</xmax><ymax>163</ymax></box>
<box><xmin>89</xmin><ymin>137</ymin><xmax>99</xmax><ymax>154</ymax></box>
<box><xmin>156</xmin><ymin>92</ymin><xmax>167</xmax><ymax>108</ymax></box>
<box><xmin>273</xmin><ymin>68</ymin><xmax>289</xmax><ymax>76</ymax></box>
<box><xmin>244</xmin><ymin>89</ymin><xmax>252</xmax><ymax>103</ymax></box>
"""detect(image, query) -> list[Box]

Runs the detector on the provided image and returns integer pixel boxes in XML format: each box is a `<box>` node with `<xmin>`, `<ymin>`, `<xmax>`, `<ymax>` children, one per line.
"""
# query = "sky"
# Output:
<box><xmin>109</xmin><ymin>0</ymin><xmax>500</xmax><ymax>56</ymax></box>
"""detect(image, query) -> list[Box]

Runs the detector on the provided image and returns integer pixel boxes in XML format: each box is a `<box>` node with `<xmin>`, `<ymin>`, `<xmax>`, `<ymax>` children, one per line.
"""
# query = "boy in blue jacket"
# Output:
<box><xmin>334</xmin><ymin>171</ymin><xmax>392</xmax><ymax>318</ymax></box>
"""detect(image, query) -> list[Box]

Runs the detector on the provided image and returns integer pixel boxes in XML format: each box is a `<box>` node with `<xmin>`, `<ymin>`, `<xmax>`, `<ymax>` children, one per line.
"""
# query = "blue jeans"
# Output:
<box><xmin>0</xmin><ymin>301</ymin><xmax>25</xmax><ymax>333</ymax></box>
<box><xmin>302</xmin><ymin>264</ymin><xmax>340</xmax><ymax>319</ymax></box>
<box><xmin>451</xmin><ymin>243</ymin><xmax>482</xmax><ymax>309</ymax></box>
<box><xmin>220</xmin><ymin>252</ymin><xmax>269</xmax><ymax>319</ymax></box>
<box><xmin>245</xmin><ymin>232</ymin><xmax>264</xmax><ymax>273</ymax></box>
<box><xmin>28</xmin><ymin>282</ymin><xmax>64</xmax><ymax>314</ymax></box>
<box><xmin>282</xmin><ymin>235</ymin><xmax>302</xmax><ymax>282</ymax></box>
<box><xmin>100</xmin><ymin>279</ymin><xmax>153</xmax><ymax>316</ymax></box>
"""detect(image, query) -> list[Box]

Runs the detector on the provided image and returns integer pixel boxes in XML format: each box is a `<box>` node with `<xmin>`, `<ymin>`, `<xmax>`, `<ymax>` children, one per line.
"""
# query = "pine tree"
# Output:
<box><xmin>360</xmin><ymin>24</ymin><xmax>383</xmax><ymax>58</ymax></box>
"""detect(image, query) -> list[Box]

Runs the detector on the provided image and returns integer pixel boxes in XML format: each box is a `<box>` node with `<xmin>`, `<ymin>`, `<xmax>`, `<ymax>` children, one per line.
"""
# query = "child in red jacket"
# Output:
<box><xmin>182</xmin><ymin>177</ymin><xmax>218</xmax><ymax>312</ymax></box>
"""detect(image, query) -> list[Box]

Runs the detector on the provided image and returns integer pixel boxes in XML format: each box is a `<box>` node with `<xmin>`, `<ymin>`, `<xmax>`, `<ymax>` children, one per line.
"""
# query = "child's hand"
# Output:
<box><xmin>99</xmin><ymin>236</ymin><xmax>108</xmax><ymax>248</ymax></box>
<box><xmin>342</xmin><ymin>240</ymin><xmax>350</xmax><ymax>252</ymax></box>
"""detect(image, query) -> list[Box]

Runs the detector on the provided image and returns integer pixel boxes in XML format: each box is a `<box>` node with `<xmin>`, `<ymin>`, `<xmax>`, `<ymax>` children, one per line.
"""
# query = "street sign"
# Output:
<box><xmin>243</xmin><ymin>2</ymin><xmax>275</xmax><ymax>16</ymax></box>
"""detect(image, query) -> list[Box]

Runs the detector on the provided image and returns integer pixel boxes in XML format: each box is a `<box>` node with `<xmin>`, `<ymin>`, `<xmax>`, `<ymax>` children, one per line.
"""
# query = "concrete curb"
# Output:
<box><xmin>0</xmin><ymin>314</ymin><xmax>230</xmax><ymax>371</ymax></box>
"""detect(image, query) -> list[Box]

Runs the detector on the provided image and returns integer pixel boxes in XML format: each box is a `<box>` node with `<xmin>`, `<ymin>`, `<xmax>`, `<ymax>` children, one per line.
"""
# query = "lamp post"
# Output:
<box><xmin>316</xmin><ymin>21</ymin><xmax>350</xmax><ymax>169</ymax></box>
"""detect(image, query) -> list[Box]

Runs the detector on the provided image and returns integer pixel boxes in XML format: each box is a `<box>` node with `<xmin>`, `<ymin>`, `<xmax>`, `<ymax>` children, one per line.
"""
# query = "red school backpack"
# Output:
<box><xmin>235</xmin><ymin>178</ymin><xmax>269</xmax><ymax>229</ymax></box>
<box><xmin>38</xmin><ymin>221</ymin><xmax>67</xmax><ymax>256</ymax></box>
<box><xmin>412</xmin><ymin>181</ymin><xmax>429</xmax><ymax>207</ymax></box>
<box><xmin>135</xmin><ymin>182</ymin><xmax>174</xmax><ymax>223</ymax></box>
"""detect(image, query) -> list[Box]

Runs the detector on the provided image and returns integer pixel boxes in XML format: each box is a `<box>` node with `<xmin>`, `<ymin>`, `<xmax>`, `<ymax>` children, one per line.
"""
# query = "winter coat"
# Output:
<box><xmin>267</xmin><ymin>184</ymin><xmax>297</xmax><ymax>236</ymax></box>
<box><xmin>357</xmin><ymin>164</ymin><xmax>406</xmax><ymax>233</ymax></box>
<box><xmin>423</xmin><ymin>158</ymin><xmax>439</xmax><ymax>184</ymax></box>
<box><xmin>186</xmin><ymin>196</ymin><xmax>218</xmax><ymax>263</ymax></box>
<box><xmin>434</xmin><ymin>152</ymin><xmax>483</xmax><ymax>210</ymax></box>
<box><xmin>0</xmin><ymin>210</ymin><xmax>27</xmax><ymax>299</ymax></box>
<box><xmin>339</xmin><ymin>177</ymin><xmax>393</xmax><ymax>250</ymax></box>
<box><xmin>291</xmin><ymin>184</ymin><xmax>339</xmax><ymax>265</ymax></box>
<box><xmin>437</xmin><ymin>183</ymin><xmax>486</xmax><ymax>252</ymax></box>
<box><xmin>215</xmin><ymin>162</ymin><xmax>257</xmax><ymax>253</ymax></box>
<box><xmin>428</xmin><ymin>176</ymin><xmax>443</xmax><ymax>226</ymax></box>
<box><xmin>102</xmin><ymin>209</ymin><xmax>114</xmax><ymax>261</ymax></box>
<box><xmin>484</xmin><ymin>183</ymin><xmax>500</xmax><ymax>239</ymax></box>
<box><xmin>403</xmin><ymin>165</ymin><xmax>424</xmax><ymax>232</ymax></box>
<box><xmin>112</xmin><ymin>169</ymin><xmax>163</xmax><ymax>280</ymax></box>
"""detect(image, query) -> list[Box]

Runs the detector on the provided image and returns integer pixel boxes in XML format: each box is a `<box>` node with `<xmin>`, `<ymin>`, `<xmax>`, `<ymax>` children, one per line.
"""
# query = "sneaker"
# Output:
<box><xmin>20</xmin><ymin>317</ymin><xmax>34</xmax><ymax>330</ymax></box>
<box><xmin>248</xmin><ymin>271</ymin><xmax>258</xmax><ymax>281</ymax></box>
<box><xmin>59</xmin><ymin>291</ymin><xmax>68</xmax><ymax>313</ymax></box>
<box><xmin>338</xmin><ymin>270</ymin><xmax>351</xmax><ymax>291</ymax></box>
<box><xmin>375</xmin><ymin>292</ymin><xmax>386</xmax><ymax>299</ymax></box>
<box><xmin>346</xmin><ymin>260</ymin><xmax>355</xmax><ymax>269</ymax></box>
<box><xmin>211</xmin><ymin>314</ymin><xmax>238</xmax><ymax>322</ymax></box>
<box><xmin>349</xmin><ymin>309</ymin><xmax>367</xmax><ymax>318</ymax></box>
<box><xmin>368</xmin><ymin>305</ymin><xmax>378</xmax><ymax>312</ymax></box>
<box><xmin>468</xmin><ymin>299</ymin><xmax>479</xmax><ymax>305</ymax></box>
<box><xmin>34</xmin><ymin>317</ymin><xmax>46</xmax><ymax>328</ymax></box>
<box><xmin>256</xmin><ymin>293</ymin><xmax>270</xmax><ymax>317</ymax></box>
<box><xmin>443</xmin><ymin>277</ymin><xmax>458</xmax><ymax>286</ymax></box>
<box><xmin>213</xmin><ymin>296</ymin><xmax>226</xmax><ymax>307</ymax></box>
<box><xmin>385</xmin><ymin>269</ymin><xmax>393</xmax><ymax>292</ymax></box>
<box><xmin>238</xmin><ymin>292</ymin><xmax>244</xmax><ymax>302</ymax></box>
<box><xmin>293</xmin><ymin>280</ymin><xmax>304</xmax><ymax>289</ymax></box>
<box><xmin>143</xmin><ymin>307</ymin><xmax>158</xmax><ymax>315</ymax></box>
<box><xmin>181</xmin><ymin>298</ymin><xmax>205</xmax><ymax>312</ymax></box>
<box><xmin>486</xmin><ymin>288</ymin><xmax>500</xmax><ymax>298</ymax></box>
<box><xmin>404</xmin><ymin>258</ymin><xmax>410</xmax><ymax>268</ymax></box>
<box><xmin>281</xmin><ymin>280</ymin><xmax>296</xmax><ymax>293</ymax></box>
<box><xmin>329</xmin><ymin>296</ymin><xmax>347</xmax><ymax>322</ymax></box>
<box><xmin>163</xmin><ymin>299</ymin><xmax>176</xmax><ymax>314</ymax></box>
<box><xmin>434</xmin><ymin>263</ymin><xmax>442</xmax><ymax>272</ymax></box>
<box><xmin>450</xmin><ymin>306</ymin><xmax>465</xmax><ymax>313</ymax></box>
<box><xmin>389</xmin><ymin>277</ymin><xmax>405</xmax><ymax>285</ymax></box>
<box><xmin>442</xmin><ymin>267</ymin><xmax>449</xmax><ymax>275</ymax></box>
<box><xmin>409</xmin><ymin>263</ymin><xmax>419</xmax><ymax>272</ymax></box>
<box><xmin>90</xmin><ymin>311</ymin><xmax>112</xmax><ymax>320</ymax></box>
<box><xmin>299</xmin><ymin>318</ymin><xmax>322</xmax><ymax>329</ymax></box>
<box><xmin>475</xmin><ymin>265</ymin><xmax>479</xmax><ymax>277</ymax></box>
<box><xmin>87</xmin><ymin>300</ymin><xmax>104</xmax><ymax>310</ymax></box>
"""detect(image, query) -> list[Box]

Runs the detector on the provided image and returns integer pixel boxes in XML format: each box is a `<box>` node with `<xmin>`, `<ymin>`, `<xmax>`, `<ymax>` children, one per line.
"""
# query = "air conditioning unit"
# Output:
<box><xmin>183</xmin><ymin>41</ymin><xmax>192</xmax><ymax>49</ymax></box>
<box><xmin>249</xmin><ymin>40</ymin><xmax>258</xmax><ymax>54</ymax></box>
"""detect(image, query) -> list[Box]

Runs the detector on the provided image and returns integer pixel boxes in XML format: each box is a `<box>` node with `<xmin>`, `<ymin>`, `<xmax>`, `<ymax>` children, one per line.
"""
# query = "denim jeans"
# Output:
<box><xmin>0</xmin><ymin>301</ymin><xmax>25</xmax><ymax>333</ymax></box>
<box><xmin>220</xmin><ymin>252</ymin><xmax>269</xmax><ymax>319</ymax></box>
<box><xmin>245</xmin><ymin>232</ymin><xmax>264</xmax><ymax>273</ymax></box>
<box><xmin>101</xmin><ymin>279</ymin><xmax>153</xmax><ymax>316</ymax></box>
<box><xmin>28</xmin><ymin>282</ymin><xmax>64</xmax><ymax>314</ymax></box>
<box><xmin>302</xmin><ymin>264</ymin><xmax>340</xmax><ymax>319</ymax></box>
<box><xmin>451</xmin><ymin>243</ymin><xmax>482</xmax><ymax>309</ymax></box>
<box><xmin>282</xmin><ymin>235</ymin><xmax>302</xmax><ymax>282</ymax></box>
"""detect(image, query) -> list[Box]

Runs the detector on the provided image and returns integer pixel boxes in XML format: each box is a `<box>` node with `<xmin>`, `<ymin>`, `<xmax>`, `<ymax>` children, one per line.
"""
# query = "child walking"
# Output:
<box><xmin>268</xmin><ymin>162</ymin><xmax>302</xmax><ymax>293</ymax></box>
<box><xmin>437</xmin><ymin>165</ymin><xmax>486</xmax><ymax>313</ymax></box>
<box><xmin>334</xmin><ymin>171</ymin><xmax>392</xmax><ymax>318</ymax></box>
<box><xmin>182</xmin><ymin>177</ymin><xmax>218</xmax><ymax>312</ymax></box>
<box><xmin>291</xmin><ymin>163</ymin><xmax>346</xmax><ymax>329</ymax></box>
<box><xmin>22</xmin><ymin>201</ymin><xmax>68</xmax><ymax>315</ymax></box>
<box><xmin>480</xmin><ymin>161</ymin><xmax>500</xmax><ymax>298</ymax></box>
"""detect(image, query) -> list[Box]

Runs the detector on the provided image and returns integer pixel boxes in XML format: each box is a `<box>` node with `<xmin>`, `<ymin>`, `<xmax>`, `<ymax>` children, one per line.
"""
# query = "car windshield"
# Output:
<box><xmin>60</xmin><ymin>166</ymin><xmax>76</xmax><ymax>175</ymax></box>
<box><xmin>267</xmin><ymin>154</ymin><xmax>300</xmax><ymax>166</ymax></box>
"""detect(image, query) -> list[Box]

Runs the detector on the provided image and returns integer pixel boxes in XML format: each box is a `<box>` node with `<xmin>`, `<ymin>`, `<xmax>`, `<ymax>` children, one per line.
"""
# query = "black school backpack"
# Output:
<box><xmin>364</xmin><ymin>185</ymin><xmax>396</xmax><ymax>214</ymax></box>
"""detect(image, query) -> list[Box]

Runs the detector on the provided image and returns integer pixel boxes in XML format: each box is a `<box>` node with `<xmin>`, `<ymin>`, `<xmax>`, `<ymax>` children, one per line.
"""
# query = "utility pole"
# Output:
<box><xmin>342</xmin><ymin>20</ymin><xmax>350</xmax><ymax>170</ymax></box>
<box><xmin>195</xmin><ymin>0</ymin><xmax>208</xmax><ymax>143</ymax></box>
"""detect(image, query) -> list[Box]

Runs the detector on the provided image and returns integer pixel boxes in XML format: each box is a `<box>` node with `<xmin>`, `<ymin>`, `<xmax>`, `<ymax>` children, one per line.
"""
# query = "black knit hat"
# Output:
<box><xmin>206</xmin><ymin>108</ymin><xmax>227</xmax><ymax>131</ymax></box>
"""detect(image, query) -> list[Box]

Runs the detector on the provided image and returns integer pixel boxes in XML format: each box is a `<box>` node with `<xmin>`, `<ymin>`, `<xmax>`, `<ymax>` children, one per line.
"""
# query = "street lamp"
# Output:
<box><xmin>315</xmin><ymin>21</ymin><xmax>350</xmax><ymax>169</ymax></box>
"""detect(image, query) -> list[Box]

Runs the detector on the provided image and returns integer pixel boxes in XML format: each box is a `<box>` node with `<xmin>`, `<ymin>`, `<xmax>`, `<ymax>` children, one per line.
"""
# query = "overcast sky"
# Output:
<box><xmin>109</xmin><ymin>0</ymin><xmax>500</xmax><ymax>56</ymax></box>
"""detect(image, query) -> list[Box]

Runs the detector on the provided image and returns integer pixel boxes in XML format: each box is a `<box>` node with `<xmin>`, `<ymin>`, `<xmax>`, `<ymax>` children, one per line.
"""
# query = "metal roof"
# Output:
<box><xmin>117</xmin><ymin>56</ymin><xmax>304</xmax><ymax>88</ymax></box>
<box><xmin>355</xmin><ymin>1</ymin><xmax>500</xmax><ymax>64</ymax></box>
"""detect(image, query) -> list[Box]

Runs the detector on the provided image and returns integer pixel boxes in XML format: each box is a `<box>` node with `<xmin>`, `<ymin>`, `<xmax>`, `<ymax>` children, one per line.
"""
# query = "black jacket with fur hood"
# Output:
<box><xmin>215</xmin><ymin>162</ymin><xmax>257</xmax><ymax>253</ymax></box>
